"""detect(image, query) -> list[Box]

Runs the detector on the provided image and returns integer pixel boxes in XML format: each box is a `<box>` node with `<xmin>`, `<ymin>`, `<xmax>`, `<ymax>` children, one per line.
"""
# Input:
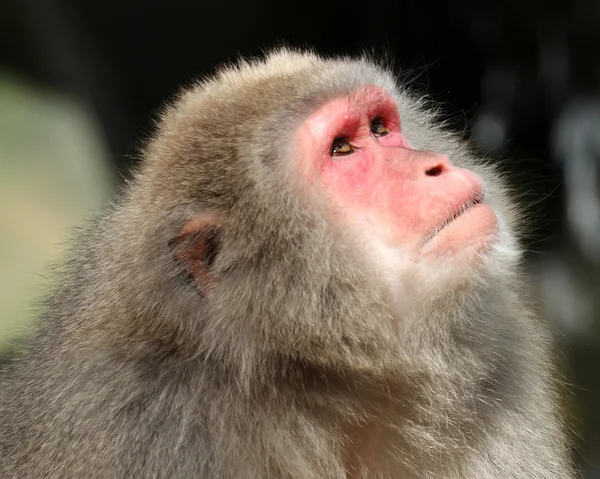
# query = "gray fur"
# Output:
<box><xmin>0</xmin><ymin>49</ymin><xmax>574</xmax><ymax>478</ymax></box>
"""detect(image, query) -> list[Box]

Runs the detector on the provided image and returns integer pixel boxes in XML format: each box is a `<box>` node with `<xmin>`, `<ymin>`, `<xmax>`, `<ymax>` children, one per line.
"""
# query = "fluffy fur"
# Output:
<box><xmin>0</xmin><ymin>50</ymin><xmax>573</xmax><ymax>478</ymax></box>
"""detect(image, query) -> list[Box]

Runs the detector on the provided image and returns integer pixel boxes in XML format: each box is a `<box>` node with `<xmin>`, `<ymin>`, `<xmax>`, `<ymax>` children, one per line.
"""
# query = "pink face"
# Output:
<box><xmin>296</xmin><ymin>86</ymin><xmax>499</xmax><ymax>261</ymax></box>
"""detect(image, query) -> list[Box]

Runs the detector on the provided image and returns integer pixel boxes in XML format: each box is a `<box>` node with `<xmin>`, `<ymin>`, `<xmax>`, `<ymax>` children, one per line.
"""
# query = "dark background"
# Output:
<box><xmin>1</xmin><ymin>0</ymin><xmax>599</xmax><ymax>475</ymax></box>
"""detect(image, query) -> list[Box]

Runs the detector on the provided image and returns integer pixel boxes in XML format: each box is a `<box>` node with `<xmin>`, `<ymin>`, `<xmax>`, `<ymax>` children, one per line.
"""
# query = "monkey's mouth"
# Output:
<box><xmin>423</xmin><ymin>194</ymin><xmax>484</xmax><ymax>245</ymax></box>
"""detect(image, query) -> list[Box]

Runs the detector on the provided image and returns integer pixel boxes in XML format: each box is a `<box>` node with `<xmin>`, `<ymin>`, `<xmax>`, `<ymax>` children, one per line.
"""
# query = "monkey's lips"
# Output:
<box><xmin>422</xmin><ymin>196</ymin><xmax>499</xmax><ymax>254</ymax></box>
<box><xmin>424</xmin><ymin>196</ymin><xmax>482</xmax><ymax>243</ymax></box>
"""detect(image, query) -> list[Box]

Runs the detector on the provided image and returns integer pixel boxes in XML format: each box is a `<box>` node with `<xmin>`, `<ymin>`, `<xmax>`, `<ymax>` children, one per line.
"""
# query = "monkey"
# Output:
<box><xmin>0</xmin><ymin>49</ymin><xmax>573</xmax><ymax>479</ymax></box>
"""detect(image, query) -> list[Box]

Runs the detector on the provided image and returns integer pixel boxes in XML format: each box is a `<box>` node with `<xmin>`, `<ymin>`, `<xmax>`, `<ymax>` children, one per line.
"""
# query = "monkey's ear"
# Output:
<box><xmin>169</xmin><ymin>213</ymin><xmax>221</xmax><ymax>295</ymax></box>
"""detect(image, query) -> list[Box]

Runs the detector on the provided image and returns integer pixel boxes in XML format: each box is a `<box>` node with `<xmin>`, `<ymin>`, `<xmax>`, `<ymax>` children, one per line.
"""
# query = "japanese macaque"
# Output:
<box><xmin>0</xmin><ymin>50</ymin><xmax>573</xmax><ymax>478</ymax></box>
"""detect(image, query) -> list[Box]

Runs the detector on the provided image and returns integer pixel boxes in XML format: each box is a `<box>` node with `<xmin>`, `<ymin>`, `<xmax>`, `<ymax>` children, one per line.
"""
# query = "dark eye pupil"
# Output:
<box><xmin>371</xmin><ymin>118</ymin><xmax>390</xmax><ymax>137</ymax></box>
<box><xmin>331</xmin><ymin>138</ymin><xmax>354</xmax><ymax>157</ymax></box>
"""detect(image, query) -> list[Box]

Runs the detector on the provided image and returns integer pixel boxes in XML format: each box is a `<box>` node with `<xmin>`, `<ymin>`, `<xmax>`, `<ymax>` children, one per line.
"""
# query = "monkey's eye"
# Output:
<box><xmin>331</xmin><ymin>138</ymin><xmax>355</xmax><ymax>157</ymax></box>
<box><xmin>371</xmin><ymin>118</ymin><xmax>390</xmax><ymax>137</ymax></box>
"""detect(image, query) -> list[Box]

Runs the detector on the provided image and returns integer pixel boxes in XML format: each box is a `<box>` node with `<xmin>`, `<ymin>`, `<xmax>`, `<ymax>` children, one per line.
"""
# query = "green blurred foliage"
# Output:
<box><xmin>0</xmin><ymin>73</ymin><xmax>114</xmax><ymax>352</ymax></box>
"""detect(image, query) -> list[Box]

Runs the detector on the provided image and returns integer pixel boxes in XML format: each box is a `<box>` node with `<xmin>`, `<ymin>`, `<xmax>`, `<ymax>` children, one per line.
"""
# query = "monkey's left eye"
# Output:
<box><xmin>331</xmin><ymin>138</ymin><xmax>355</xmax><ymax>157</ymax></box>
<box><xmin>371</xmin><ymin>118</ymin><xmax>390</xmax><ymax>137</ymax></box>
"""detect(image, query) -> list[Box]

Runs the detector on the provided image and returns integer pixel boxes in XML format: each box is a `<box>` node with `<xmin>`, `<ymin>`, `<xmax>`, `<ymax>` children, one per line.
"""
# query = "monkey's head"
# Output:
<box><xmin>126</xmin><ymin>50</ymin><xmax>520</xmax><ymax>379</ymax></box>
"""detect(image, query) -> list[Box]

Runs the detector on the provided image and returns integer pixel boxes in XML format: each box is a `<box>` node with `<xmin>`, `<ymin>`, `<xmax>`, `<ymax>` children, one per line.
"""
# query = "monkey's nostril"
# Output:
<box><xmin>425</xmin><ymin>165</ymin><xmax>444</xmax><ymax>177</ymax></box>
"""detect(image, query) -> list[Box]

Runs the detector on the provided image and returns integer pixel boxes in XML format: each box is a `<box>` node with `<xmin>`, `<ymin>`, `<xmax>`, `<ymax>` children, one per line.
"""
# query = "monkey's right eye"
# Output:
<box><xmin>331</xmin><ymin>138</ymin><xmax>355</xmax><ymax>157</ymax></box>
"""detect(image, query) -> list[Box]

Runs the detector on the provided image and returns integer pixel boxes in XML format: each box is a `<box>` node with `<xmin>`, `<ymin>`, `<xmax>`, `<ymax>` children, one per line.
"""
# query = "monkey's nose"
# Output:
<box><xmin>423</xmin><ymin>153</ymin><xmax>452</xmax><ymax>177</ymax></box>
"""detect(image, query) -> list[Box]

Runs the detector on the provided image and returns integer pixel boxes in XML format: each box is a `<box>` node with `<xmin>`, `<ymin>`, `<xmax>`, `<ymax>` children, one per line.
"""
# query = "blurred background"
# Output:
<box><xmin>0</xmin><ymin>0</ymin><xmax>599</xmax><ymax>475</ymax></box>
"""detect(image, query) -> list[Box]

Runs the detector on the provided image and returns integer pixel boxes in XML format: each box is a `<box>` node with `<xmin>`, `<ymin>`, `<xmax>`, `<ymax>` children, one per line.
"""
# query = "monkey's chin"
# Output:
<box><xmin>421</xmin><ymin>203</ymin><xmax>500</xmax><ymax>260</ymax></box>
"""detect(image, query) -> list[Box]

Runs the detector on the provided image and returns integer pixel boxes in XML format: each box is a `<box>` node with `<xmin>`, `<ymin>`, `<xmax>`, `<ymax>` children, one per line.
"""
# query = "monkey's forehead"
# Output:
<box><xmin>179</xmin><ymin>51</ymin><xmax>401</xmax><ymax>129</ymax></box>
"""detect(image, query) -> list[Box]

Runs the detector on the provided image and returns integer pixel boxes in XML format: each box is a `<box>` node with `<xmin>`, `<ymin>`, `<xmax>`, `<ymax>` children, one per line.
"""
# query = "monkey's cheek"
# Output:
<box><xmin>421</xmin><ymin>203</ymin><xmax>499</xmax><ymax>258</ymax></box>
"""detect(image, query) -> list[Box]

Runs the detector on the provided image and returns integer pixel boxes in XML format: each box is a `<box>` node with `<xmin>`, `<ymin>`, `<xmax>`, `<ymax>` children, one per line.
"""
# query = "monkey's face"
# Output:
<box><xmin>296</xmin><ymin>86</ymin><xmax>499</xmax><ymax>271</ymax></box>
<box><xmin>290</xmin><ymin>85</ymin><xmax>509</xmax><ymax>307</ymax></box>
